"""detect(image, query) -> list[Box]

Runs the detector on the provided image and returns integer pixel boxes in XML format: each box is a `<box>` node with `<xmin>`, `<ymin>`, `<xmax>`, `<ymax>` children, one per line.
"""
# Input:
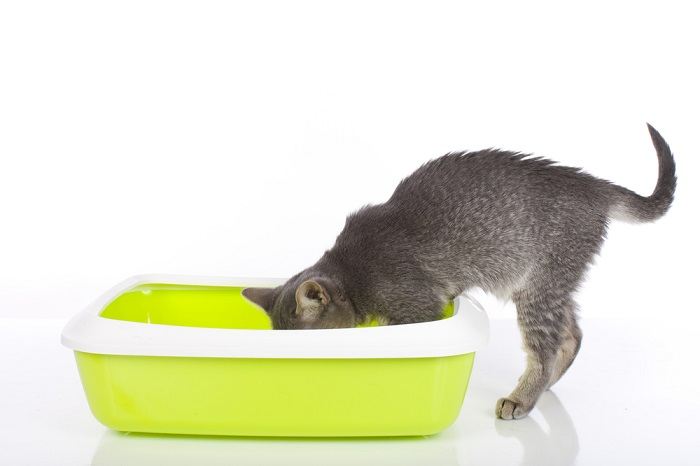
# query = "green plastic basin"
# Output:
<box><xmin>67</xmin><ymin>280</ymin><xmax>479</xmax><ymax>437</ymax></box>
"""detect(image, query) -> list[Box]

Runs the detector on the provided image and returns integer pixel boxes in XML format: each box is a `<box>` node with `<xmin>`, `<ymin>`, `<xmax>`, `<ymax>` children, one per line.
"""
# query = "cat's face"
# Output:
<box><xmin>242</xmin><ymin>276</ymin><xmax>357</xmax><ymax>329</ymax></box>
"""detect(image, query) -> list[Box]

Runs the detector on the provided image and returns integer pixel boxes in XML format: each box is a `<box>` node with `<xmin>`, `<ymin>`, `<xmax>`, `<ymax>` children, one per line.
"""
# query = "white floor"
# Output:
<box><xmin>1</xmin><ymin>316</ymin><xmax>697</xmax><ymax>466</ymax></box>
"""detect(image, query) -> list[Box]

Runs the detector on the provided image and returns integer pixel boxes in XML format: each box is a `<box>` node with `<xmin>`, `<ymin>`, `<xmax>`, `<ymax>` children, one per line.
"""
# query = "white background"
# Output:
<box><xmin>1</xmin><ymin>1</ymin><xmax>698</xmax><ymax>465</ymax></box>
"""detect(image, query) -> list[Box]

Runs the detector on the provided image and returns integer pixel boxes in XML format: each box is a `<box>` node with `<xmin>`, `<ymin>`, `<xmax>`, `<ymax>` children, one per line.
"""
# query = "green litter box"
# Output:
<box><xmin>61</xmin><ymin>274</ymin><xmax>489</xmax><ymax>437</ymax></box>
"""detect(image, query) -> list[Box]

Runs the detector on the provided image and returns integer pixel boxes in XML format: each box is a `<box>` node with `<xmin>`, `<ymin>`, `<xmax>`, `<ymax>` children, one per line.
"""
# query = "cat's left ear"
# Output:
<box><xmin>295</xmin><ymin>280</ymin><xmax>330</xmax><ymax>321</ymax></box>
<box><xmin>242</xmin><ymin>287</ymin><xmax>275</xmax><ymax>312</ymax></box>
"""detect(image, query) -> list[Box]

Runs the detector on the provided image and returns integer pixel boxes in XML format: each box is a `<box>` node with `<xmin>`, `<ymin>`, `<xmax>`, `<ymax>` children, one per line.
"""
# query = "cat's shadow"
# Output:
<box><xmin>492</xmin><ymin>390</ymin><xmax>580</xmax><ymax>466</ymax></box>
<box><xmin>90</xmin><ymin>428</ymin><xmax>459</xmax><ymax>466</ymax></box>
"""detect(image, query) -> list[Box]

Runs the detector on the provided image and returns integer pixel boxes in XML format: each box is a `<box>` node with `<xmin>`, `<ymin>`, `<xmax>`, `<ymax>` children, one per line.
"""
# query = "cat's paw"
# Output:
<box><xmin>495</xmin><ymin>397</ymin><xmax>532</xmax><ymax>420</ymax></box>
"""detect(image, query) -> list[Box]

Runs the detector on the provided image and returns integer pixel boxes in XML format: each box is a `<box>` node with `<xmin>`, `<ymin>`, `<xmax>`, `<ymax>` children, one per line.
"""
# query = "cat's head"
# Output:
<box><xmin>242</xmin><ymin>276</ymin><xmax>357</xmax><ymax>329</ymax></box>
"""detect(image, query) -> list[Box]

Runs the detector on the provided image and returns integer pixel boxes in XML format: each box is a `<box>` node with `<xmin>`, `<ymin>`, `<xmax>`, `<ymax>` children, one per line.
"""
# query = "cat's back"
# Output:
<box><xmin>388</xmin><ymin>149</ymin><xmax>608</xmax><ymax>215</ymax></box>
<box><xmin>391</xmin><ymin>150</ymin><xmax>538</xmax><ymax>200</ymax></box>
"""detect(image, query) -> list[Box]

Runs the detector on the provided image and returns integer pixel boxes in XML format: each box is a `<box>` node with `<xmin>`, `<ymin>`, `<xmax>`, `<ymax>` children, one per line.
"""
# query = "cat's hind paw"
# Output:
<box><xmin>495</xmin><ymin>397</ymin><xmax>531</xmax><ymax>420</ymax></box>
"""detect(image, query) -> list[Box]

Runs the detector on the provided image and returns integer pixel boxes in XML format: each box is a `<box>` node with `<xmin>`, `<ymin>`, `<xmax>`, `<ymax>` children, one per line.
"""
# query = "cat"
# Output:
<box><xmin>243</xmin><ymin>124</ymin><xmax>676</xmax><ymax>420</ymax></box>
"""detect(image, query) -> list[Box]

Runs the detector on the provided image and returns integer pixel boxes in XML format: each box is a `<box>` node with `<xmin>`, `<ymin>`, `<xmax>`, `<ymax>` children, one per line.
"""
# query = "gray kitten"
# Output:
<box><xmin>244</xmin><ymin>124</ymin><xmax>676</xmax><ymax>420</ymax></box>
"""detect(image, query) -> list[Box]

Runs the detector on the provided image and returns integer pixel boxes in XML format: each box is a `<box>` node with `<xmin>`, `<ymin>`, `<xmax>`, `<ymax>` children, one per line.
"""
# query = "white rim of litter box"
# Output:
<box><xmin>61</xmin><ymin>274</ymin><xmax>489</xmax><ymax>359</ymax></box>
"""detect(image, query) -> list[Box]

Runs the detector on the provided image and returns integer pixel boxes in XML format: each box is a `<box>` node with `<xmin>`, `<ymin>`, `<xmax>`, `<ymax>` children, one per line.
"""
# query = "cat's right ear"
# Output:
<box><xmin>242</xmin><ymin>287</ymin><xmax>275</xmax><ymax>312</ymax></box>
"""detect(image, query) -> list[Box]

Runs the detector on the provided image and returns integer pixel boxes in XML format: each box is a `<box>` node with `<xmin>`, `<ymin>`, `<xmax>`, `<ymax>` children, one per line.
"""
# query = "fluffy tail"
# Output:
<box><xmin>610</xmin><ymin>124</ymin><xmax>677</xmax><ymax>223</ymax></box>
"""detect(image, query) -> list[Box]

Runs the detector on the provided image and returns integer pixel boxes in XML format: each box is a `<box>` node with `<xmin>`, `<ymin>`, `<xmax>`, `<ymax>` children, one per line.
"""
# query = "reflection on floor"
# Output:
<box><xmin>92</xmin><ymin>431</ymin><xmax>458</xmax><ymax>466</ymax></box>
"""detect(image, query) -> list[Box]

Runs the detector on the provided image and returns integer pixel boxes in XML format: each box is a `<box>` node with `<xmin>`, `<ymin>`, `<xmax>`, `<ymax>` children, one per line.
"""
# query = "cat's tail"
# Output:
<box><xmin>609</xmin><ymin>123</ymin><xmax>677</xmax><ymax>223</ymax></box>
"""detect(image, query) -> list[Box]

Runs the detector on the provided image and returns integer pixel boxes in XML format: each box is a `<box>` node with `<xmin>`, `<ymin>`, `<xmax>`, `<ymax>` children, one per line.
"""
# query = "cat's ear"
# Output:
<box><xmin>295</xmin><ymin>280</ymin><xmax>330</xmax><ymax>320</ymax></box>
<box><xmin>242</xmin><ymin>287</ymin><xmax>275</xmax><ymax>312</ymax></box>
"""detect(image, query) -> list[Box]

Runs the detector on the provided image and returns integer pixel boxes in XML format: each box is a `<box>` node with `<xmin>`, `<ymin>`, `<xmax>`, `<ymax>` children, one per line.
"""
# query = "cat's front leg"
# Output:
<box><xmin>495</xmin><ymin>355</ymin><xmax>555</xmax><ymax>419</ymax></box>
<box><xmin>496</xmin><ymin>287</ymin><xmax>578</xmax><ymax>420</ymax></box>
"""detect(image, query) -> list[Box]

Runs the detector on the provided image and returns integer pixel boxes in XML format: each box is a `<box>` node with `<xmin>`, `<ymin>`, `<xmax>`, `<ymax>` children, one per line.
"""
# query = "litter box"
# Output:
<box><xmin>61</xmin><ymin>274</ymin><xmax>489</xmax><ymax>437</ymax></box>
